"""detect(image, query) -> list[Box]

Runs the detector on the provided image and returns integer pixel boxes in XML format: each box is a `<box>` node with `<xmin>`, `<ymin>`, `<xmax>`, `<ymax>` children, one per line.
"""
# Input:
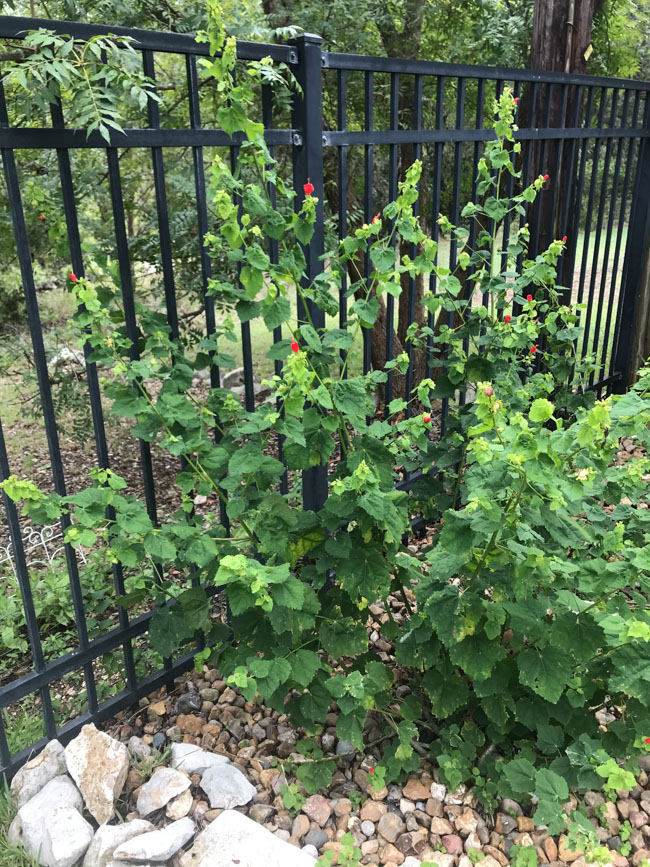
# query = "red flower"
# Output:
<box><xmin>372</xmin><ymin>213</ymin><xmax>381</xmax><ymax>224</ymax></box>
<box><xmin>504</xmin><ymin>314</ymin><xmax>511</xmax><ymax>323</ymax></box>
<box><xmin>514</xmin><ymin>97</ymin><xmax>520</xmax><ymax>105</ymax></box>
<box><xmin>69</xmin><ymin>272</ymin><xmax>78</xmax><ymax>282</ymax></box>
<box><xmin>526</xmin><ymin>294</ymin><xmax>533</xmax><ymax>302</ymax></box>
<box><xmin>369</xmin><ymin>767</ymin><xmax>374</xmax><ymax>774</ymax></box>
<box><xmin>39</xmin><ymin>215</ymin><xmax>45</xmax><ymax>222</ymax></box>
<box><xmin>645</xmin><ymin>737</ymin><xmax>650</xmax><ymax>744</ymax></box>
<box><xmin>562</xmin><ymin>235</ymin><xmax>567</xmax><ymax>242</ymax></box>
<box><xmin>290</xmin><ymin>340</ymin><xmax>300</xmax><ymax>353</ymax></box>
<box><xmin>543</xmin><ymin>174</ymin><xmax>549</xmax><ymax>180</ymax></box>
<box><xmin>530</xmin><ymin>345</ymin><xmax>538</xmax><ymax>354</ymax></box>
<box><xmin>303</xmin><ymin>178</ymin><xmax>314</xmax><ymax>196</ymax></box>
<box><xmin>485</xmin><ymin>386</ymin><xmax>494</xmax><ymax>397</ymax></box>
<box><xmin>423</xmin><ymin>414</ymin><xmax>431</xmax><ymax>423</ymax></box>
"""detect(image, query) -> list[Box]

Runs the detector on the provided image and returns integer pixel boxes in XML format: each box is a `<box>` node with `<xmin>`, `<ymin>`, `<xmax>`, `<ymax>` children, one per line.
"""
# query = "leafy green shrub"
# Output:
<box><xmin>2</xmin><ymin>1</ymin><xmax>650</xmax><ymax>837</ymax></box>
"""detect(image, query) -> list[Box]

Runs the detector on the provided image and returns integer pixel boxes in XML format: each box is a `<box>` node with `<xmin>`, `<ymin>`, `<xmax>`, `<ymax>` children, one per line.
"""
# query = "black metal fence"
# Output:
<box><xmin>0</xmin><ymin>15</ymin><xmax>648</xmax><ymax>779</ymax></box>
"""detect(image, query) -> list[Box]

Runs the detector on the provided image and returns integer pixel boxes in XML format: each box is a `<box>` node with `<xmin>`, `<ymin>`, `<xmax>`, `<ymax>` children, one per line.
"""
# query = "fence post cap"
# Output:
<box><xmin>291</xmin><ymin>33</ymin><xmax>323</xmax><ymax>45</ymax></box>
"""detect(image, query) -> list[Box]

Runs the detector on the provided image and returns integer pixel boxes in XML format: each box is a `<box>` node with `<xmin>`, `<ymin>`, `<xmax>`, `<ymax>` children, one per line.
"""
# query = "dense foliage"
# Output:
<box><xmin>2</xmin><ymin>4</ymin><xmax>650</xmax><ymax>851</ymax></box>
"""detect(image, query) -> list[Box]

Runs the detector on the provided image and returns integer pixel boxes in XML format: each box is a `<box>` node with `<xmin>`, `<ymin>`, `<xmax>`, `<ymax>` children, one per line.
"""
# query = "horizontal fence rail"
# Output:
<box><xmin>0</xmin><ymin>15</ymin><xmax>649</xmax><ymax>779</ymax></box>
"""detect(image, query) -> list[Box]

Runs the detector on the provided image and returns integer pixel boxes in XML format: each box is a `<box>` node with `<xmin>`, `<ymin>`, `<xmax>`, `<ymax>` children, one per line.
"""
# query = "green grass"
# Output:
<box><xmin>0</xmin><ymin>782</ymin><xmax>39</xmax><ymax>867</ymax></box>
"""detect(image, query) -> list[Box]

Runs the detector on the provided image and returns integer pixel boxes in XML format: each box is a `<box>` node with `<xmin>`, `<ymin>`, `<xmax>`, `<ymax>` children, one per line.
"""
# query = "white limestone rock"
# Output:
<box><xmin>136</xmin><ymin>767</ymin><xmax>191</xmax><ymax>817</ymax></box>
<box><xmin>178</xmin><ymin>809</ymin><xmax>318</xmax><ymax>867</ymax></box>
<box><xmin>113</xmin><ymin>816</ymin><xmax>195</xmax><ymax>861</ymax></box>
<box><xmin>82</xmin><ymin>819</ymin><xmax>155</xmax><ymax>867</ymax></box>
<box><xmin>170</xmin><ymin>743</ymin><xmax>230</xmax><ymax>776</ymax></box>
<box><xmin>41</xmin><ymin>807</ymin><xmax>95</xmax><ymax>867</ymax></box>
<box><xmin>8</xmin><ymin>778</ymin><xmax>91</xmax><ymax>867</ymax></box>
<box><xmin>10</xmin><ymin>739</ymin><xmax>67</xmax><ymax>809</ymax></box>
<box><xmin>65</xmin><ymin>724</ymin><xmax>129</xmax><ymax>824</ymax></box>
<box><xmin>199</xmin><ymin>764</ymin><xmax>256</xmax><ymax>809</ymax></box>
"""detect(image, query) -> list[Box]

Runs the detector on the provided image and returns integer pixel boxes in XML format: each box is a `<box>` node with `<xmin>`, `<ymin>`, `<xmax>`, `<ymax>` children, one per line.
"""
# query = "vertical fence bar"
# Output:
<box><xmin>0</xmin><ymin>83</ymin><xmax>99</xmax><ymax>716</ymax></box>
<box><xmin>337</xmin><ymin>69</ymin><xmax>349</xmax><ymax>376</ymax></box>
<box><xmin>591</xmin><ymin>90</ymin><xmax>628</xmax><ymax>388</ymax></box>
<box><xmin>262</xmin><ymin>83</ymin><xmax>288</xmax><ymax>495</ymax></box>
<box><xmin>142</xmin><ymin>49</ymin><xmax>179</xmax><ymax>340</ymax></box>
<box><xmin>0</xmin><ymin>417</ymin><xmax>58</xmax><ymax>742</ymax></box>
<box><xmin>565</xmin><ymin>85</ymin><xmax>595</xmax><ymax>300</ymax></box>
<box><xmin>186</xmin><ymin>53</ymin><xmax>230</xmax><ymax>534</ymax></box>
<box><xmin>613</xmin><ymin>95</ymin><xmax>650</xmax><ymax>389</ymax></box>
<box><xmin>576</xmin><ymin>89</ymin><xmax>608</xmax><ymax>360</ymax></box>
<box><xmin>385</xmin><ymin>71</ymin><xmax>399</xmax><ymax>411</ymax></box>
<box><xmin>582</xmin><ymin>90</ymin><xmax>618</xmax><ymax>374</ymax></box>
<box><xmin>49</xmin><ymin>99</ymin><xmax>137</xmax><ymax>693</ymax></box>
<box><xmin>606</xmin><ymin>92</ymin><xmax>641</xmax><ymax>382</ymax></box>
<box><xmin>404</xmin><ymin>74</ymin><xmax>423</xmax><ymax>417</ymax></box>
<box><xmin>291</xmin><ymin>33</ymin><xmax>327</xmax><ymax>512</ymax></box>
<box><xmin>557</xmin><ymin>85</ymin><xmax>584</xmax><ymax>293</ymax></box>
<box><xmin>362</xmin><ymin>70</ymin><xmax>374</xmax><ymax>377</ymax></box>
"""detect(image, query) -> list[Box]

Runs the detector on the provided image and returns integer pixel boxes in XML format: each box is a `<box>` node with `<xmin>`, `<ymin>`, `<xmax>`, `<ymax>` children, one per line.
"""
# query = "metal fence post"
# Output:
<box><xmin>291</xmin><ymin>33</ymin><xmax>328</xmax><ymax>513</ymax></box>
<box><xmin>613</xmin><ymin>98</ymin><xmax>650</xmax><ymax>391</ymax></box>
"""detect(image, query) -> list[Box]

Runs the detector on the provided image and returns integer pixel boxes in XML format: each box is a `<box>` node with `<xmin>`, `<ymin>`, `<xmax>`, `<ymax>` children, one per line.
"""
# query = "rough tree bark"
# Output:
<box><xmin>525</xmin><ymin>0</ymin><xmax>602</xmax><ymax>255</ymax></box>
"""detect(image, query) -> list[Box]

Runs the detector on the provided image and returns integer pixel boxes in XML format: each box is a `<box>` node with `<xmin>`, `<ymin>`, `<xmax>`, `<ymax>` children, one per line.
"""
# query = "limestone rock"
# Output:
<box><xmin>65</xmin><ymin>724</ymin><xmax>129</xmax><ymax>824</ymax></box>
<box><xmin>10</xmin><ymin>739</ymin><xmax>67</xmax><ymax>809</ymax></box>
<box><xmin>200</xmin><ymin>764</ymin><xmax>256</xmax><ymax>809</ymax></box>
<box><xmin>9</xmin><ymin>779</ymin><xmax>91</xmax><ymax>867</ymax></box>
<box><xmin>41</xmin><ymin>807</ymin><xmax>94</xmax><ymax>867</ymax></box>
<box><xmin>137</xmin><ymin>767</ymin><xmax>191</xmax><ymax>816</ymax></box>
<box><xmin>113</xmin><ymin>816</ymin><xmax>195</xmax><ymax>861</ymax></box>
<box><xmin>170</xmin><ymin>743</ymin><xmax>230</xmax><ymax>776</ymax></box>
<box><xmin>82</xmin><ymin>819</ymin><xmax>155</xmax><ymax>867</ymax></box>
<box><xmin>8</xmin><ymin>775</ymin><xmax>83</xmax><ymax>860</ymax></box>
<box><xmin>178</xmin><ymin>809</ymin><xmax>317</xmax><ymax>866</ymax></box>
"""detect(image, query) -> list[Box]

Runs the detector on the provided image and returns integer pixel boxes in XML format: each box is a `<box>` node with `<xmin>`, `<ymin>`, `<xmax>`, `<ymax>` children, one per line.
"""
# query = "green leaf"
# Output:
<box><xmin>370</xmin><ymin>245</ymin><xmax>396</xmax><ymax>272</ymax></box>
<box><xmin>535</xmin><ymin>768</ymin><xmax>569</xmax><ymax>803</ymax></box>
<box><xmin>502</xmin><ymin>757</ymin><xmax>537</xmax><ymax>796</ymax></box>
<box><xmin>143</xmin><ymin>532</ymin><xmax>177</xmax><ymax>562</ymax></box>
<box><xmin>292</xmin><ymin>650</ymin><xmax>322</xmax><ymax>687</ymax></box>
<box><xmin>320</xmin><ymin>619</ymin><xmax>368</xmax><ymax>657</ymax></box>
<box><xmin>517</xmin><ymin>646</ymin><xmax>571</xmax><ymax>702</ymax></box>
<box><xmin>262</xmin><ymin>295</ymin><xmax>291</xmax><ymax>330</ymax></box>
<box><xmin>529</xmin><ymin>399</ymin><xmax>555</xmax><ymax>423</ymax></box>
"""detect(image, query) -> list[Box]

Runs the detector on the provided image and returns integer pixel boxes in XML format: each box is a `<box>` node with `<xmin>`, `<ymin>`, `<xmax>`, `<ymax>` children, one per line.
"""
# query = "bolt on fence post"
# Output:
<box><xmin>291</xmin><ymin>33</ymin><xmax>328</xmax><ymax>513</ymax></box>
<box><xmin>613</xmin><ymin>97</ymin><xmax>650</xmax><ymax>392</ymax></box>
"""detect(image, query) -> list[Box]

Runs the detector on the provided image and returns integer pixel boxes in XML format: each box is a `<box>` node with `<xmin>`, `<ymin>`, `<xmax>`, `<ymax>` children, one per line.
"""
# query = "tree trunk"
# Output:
<box><xmin>525</xmin><ymin>0</ymin><xmax>602</xmax><ymax>255</ymax></box>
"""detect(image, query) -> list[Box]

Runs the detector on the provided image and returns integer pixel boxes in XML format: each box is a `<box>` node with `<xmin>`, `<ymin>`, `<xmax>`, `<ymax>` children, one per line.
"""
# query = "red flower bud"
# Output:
<box><xmin>504</xmin><ymin>314</ymin><xmax>511</xmax><ymax>323</ymax></box>
<box><xmin>530</xmin><ymin>345</ymin><xmax>538</xmax><ymax>354</ymax></box>
<box><xmin>514</xmin><ymin>97</ymin><xmax>520</xmax><ymax>105</ymax></box>
<box><xmin>290</xmin><ymin>340</ymin><xmax>300</xmax><ymax>353</ymax></box>
<box><xmin>39</xmin><ymin>214</ymin><xmax>45</xmax><ymax>222</ymax></box>
<box><xmin>645</xmin><ymin>737</ymin><xmax>650</xmax><ymax>744</ymax></box>
<box><xmin>423</xmin><ymin>414</ymin><xmax>431</xmax><ymax>423</ymax></box>
<box><xmin>369</xmin><ymin>767</ymin><xmax>374</xmax><ymax>774</ymax></box>
<box><xmin>69</xmin><ymin>272</ymin><xmax>78</xmax><ymax>282</ymax></box>
<box><xmin>562</xmin><ymin>235</ymin><xmax>567</xmax><ymax>242</ymax></box>
<box><xmin>372</xmin><ymin>213</ymin><xmax>381</xmax><ymax>224</ymax></box>
<box><xmin>303</xmin><ymin>178</ymin><xmax>315</xmax><ymax>196</ymax></box>
<box><xmin>526</xmin><ymin>294</ymin><xmax>533</xmax><ymax>302</ymax></box>
<box><xmin>543</xmin><ymin>174</ymin><xmax>549</xmax><ymax>180</ymax></box>
<box><xmin>485</xmin><ymin>387</ymin><xmax>494</xmax><ymax>397</ymax></box>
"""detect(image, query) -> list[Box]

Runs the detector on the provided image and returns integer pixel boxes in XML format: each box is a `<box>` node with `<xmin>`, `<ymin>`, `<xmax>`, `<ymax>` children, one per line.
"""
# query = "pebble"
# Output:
<box><xmin>361</xmin><ymin>801</ymin><xmax>388</xmax><ymax>822</ymax></box>
<box><xmin>175</xmin><ymin>692</ymin><xmax>203</xmax><ymax>715</ymax></box>
<box><xmin>304</xmin><ymin>828</ymin><xmax>329</xmax><ymax>849</ymax></box>
<box><xmin>361</xmin><ymin>820</ymin><xmax>376</xmax><ymax>836</ymax></box>
<box><xmin>377</xmin><ymin>811</ymin><xmax>405</xmax><ymax>843</ymax></box>
<box><xmin>443</xmin><ymin>833</ymin><xmax>464</xmax><ymax>855</ymax></box>
<box><xmin>302</xmin><ymin>794</ymin><xmax>332</xmax><ymax>826</ymax></box>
